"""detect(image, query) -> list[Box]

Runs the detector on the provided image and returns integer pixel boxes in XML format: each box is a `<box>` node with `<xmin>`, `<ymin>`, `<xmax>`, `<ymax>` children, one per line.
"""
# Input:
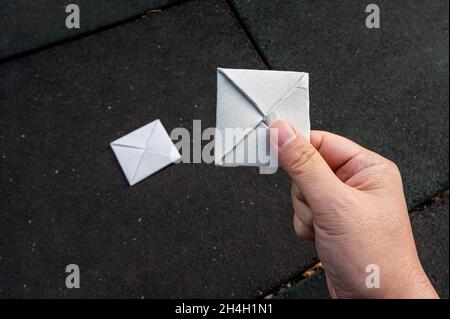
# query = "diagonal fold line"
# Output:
<box><xmin>219</xmin><ymin>124</ymin><xmax>260</xmax><ymax>163</ymax></box>
<box><xmin>145</xmin><ymin>121</ymin><xmax>159</xmax><ymax>148</ymax></box>
<box><xmin>131</xmin><ymin>123</ymin><xmax>159</xmax><ymax>183</ymax></box>
<box><xmin>111</xmin><ymin>143</ymin><xmax>145</xmax><ymax>151</ymax></box>
<box><xmin>219</xmin><ymin>121</ymin><xmax>271</xmax><ymax>164</ymax></box>
<box><xmin>218</xmin><ymin>69</ymin><xmax>266</xmax><ymax>118</ymax></box>
<box><xmin>265</xmin><ymin>74</ymin><xmax>307</xmax><ymax>118</ymax></box>
<box><xmin>218</xmin><ymin>71</ymin><xmax>307</xmax><ymax>164</ymax></box>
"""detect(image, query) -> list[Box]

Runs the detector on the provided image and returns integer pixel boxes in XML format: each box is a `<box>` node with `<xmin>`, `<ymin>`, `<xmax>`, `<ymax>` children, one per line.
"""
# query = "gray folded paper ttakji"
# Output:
<box><xmin>214</xmin><ymin>68</ymin><xmax>310</xmax><ymax>168</ymax></box>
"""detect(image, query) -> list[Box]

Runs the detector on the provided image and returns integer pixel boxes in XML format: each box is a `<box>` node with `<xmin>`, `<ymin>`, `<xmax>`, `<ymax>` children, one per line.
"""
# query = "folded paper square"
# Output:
<box><xmin>111</xmin><ymin>119</ymin><xmax>180</xmax><ymax>186</ymax></box>
<box><xmin>214</xmin><ymin>68</ymin><xmax>310</xmax><ymax>168</ymax></box>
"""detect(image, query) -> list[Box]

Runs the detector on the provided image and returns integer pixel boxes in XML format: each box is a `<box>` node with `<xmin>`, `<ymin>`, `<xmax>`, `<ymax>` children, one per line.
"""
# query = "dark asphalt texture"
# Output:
<box><xmin>0</xmin><ymin>0</ymin><xmax>183</xmax><ymax>61</ymax></box>
<box><xmin>0</xmin><ymin>0</ymin><xmax>318</xmax><ymax>298</ymax></box>
<box><xmin>1</xmin><ymin>0</ymin><xmax>448</xmax><ymax>298</ymax></box>
<box><xmin>229</xmin><ymin>0</ymin><xmax>449</xmax><ymax>209</ymax></box>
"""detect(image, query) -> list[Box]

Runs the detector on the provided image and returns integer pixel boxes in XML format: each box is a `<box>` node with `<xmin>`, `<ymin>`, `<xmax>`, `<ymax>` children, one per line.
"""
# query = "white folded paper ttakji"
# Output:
<box><xmin>214</xmin><ymin>68</ymin><xmax>310</xmax><ymax>168</ymax></box>
<box><xmin>111</xmin><ymin>119</ymin><xmax>181</xmax><ymax>186</ymax></box>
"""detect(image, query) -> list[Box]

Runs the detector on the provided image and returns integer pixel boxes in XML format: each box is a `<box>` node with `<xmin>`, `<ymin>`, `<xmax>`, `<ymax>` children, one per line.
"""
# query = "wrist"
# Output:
<box><xmin>381</xmin><ymin>260</ymin><xmax>438</xmax><ymax>299</ymax></box>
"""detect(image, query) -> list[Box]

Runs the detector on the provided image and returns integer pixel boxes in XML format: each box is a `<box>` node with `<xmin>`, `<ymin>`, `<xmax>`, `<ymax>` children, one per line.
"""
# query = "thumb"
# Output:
<box><xmin>269</xmin><ymin>120</ymin><xmax>342</xmax><ymax>202</ymax></box>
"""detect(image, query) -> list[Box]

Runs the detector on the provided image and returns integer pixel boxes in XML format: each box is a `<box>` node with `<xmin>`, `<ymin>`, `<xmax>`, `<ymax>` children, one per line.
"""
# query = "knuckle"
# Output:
<box><xmin>387</xmin><ymin>160</ymin><xmax>400</xmax><ymax>174</ymax></box>
<box><xmin>290</xmin><ymin>184</ymin><xmax>297</xmax><ymax>198</ymax></box>
<box><xmin>298</xmin><ymin>232</ymin><xmax>312</xmax><ymax>241</ymax></box>
<box><xmin>376</xmin><ymin>156</ymin><xmax>399</xmax><ymax>173</ymax></box>
<box><xmin>293</xmin><ymin>215</ymin><xmax>314</xmax><ymax>241</ymax></box>
<box><xmin>293</xmin><ymin>220</ymin><xmax>305</xmax><ymax>238</ymax></box>
<box><xmin>297</xmin><ymin>227</ymin><xmax>314</xmax><ymax>241</ymax></box>
<box><xmin>381</xmin><ymin>160</ymin><xmax>404</xmax><ymax>189</ymax></box>
<box><xmin>283</xmin><ymin>143</ymin><xmax>320</xmax><ymax>176</ymax></box>
<box><xmin>377</xmin><ymin>159</ymin><xmax>402</xmax><ymax>180</ymax></box>
<box><xmin>335</xmin><ymin>191</ymin><xmax>356</xmax><ymax>210</ymax></box>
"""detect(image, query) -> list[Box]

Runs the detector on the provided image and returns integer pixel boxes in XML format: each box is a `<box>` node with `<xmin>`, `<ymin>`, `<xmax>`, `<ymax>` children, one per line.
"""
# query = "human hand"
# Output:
<box><xmin>269</xmin><ymin>120</ymin><xmax>438</xmax><ymax>299</ymax></box>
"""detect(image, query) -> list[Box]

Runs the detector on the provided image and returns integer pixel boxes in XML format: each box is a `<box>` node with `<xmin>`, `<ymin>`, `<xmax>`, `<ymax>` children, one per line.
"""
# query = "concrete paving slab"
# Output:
<box><xmin>0</xmin><ymin>0</ymin><xmax>183</xmax><ymax>61</ymax></box>
<box><xmin>229</xmin><ymin>0</ymin><xmax>449</xmax><ymax>209</ymax></box>
<box><xmin>0</xmin><ymin>0</ymin><xmax>319</xmax><ymax>298</ymax></box>
<box><xmin>276</xmin><ymin>192</ymin><xmax>449</xmax><ymax>299</ymax></box>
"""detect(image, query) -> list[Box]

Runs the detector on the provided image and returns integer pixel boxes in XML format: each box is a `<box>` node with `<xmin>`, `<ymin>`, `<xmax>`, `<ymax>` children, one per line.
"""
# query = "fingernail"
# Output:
<box><xmin>269</xmin><ymin>120</ymin><xmax>298</xmax><ymax>148</ymax></box>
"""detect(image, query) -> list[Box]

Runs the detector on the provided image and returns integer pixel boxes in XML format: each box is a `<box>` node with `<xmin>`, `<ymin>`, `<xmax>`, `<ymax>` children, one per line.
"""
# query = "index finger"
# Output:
<box><xmin>310</xmin><ymin>130</ymin><xmax>366</xmax><ymax>172</ymax></box>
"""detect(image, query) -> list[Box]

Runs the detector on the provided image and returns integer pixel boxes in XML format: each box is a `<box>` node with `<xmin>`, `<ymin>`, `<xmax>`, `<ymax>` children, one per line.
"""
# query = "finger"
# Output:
<box><xmin>334</xmin><ymin>150</ymin><xmax>385</xmax><ymax>183</ymax></box>
<box><xmin>291</xmin><ymin>187</ymin><xmax>313</xmax><ymax>227</ymax></box>
<box><xmin>325</xmin><ymin>272</ymin><xmax>338</xmax><ymax>299</ymax></box>
<box><xmin>310</xmin><ymin>130</ymin><xmax>387</xmax><ymax>184</ymax></box>
<box><xmin>291</xmin><ymin>180</ymin><xmax>305</xmax><ymax>203</ymax></box>
<box><xmin>310</xmin><ymin>130</ymin><xmax>367</xmax><ymax>172</ymax></box>
<box><xmin>293</xmin><ymin>214</ymin><xmax>315</xmax><ymax>241</ymax></box>
<box><xmin>269</xmin><ymin>121</ymin><xmax>343</xmax><ymax>203</ymax></box>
